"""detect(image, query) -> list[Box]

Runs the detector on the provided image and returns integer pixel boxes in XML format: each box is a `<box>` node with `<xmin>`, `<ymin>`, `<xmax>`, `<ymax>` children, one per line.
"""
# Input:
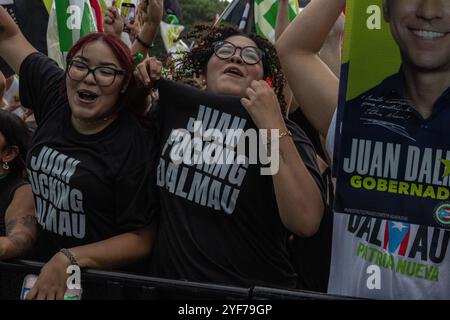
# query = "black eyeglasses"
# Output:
<box><xmin>213</xmin><ymin>41</ymin><xmax>264</xmax><ymax>65</ymax></box>
<box><xmin>66</xmin><ymin>59</ymin><xmax>126</xmax><ymax>87</ymax></box>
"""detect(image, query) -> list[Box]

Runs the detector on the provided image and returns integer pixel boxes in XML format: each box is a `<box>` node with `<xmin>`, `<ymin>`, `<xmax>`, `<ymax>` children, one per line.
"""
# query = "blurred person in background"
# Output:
<box><xmin>0</xmin><ymin>109</ymin><xmax>36</xmax><ymax>260</ymax></box>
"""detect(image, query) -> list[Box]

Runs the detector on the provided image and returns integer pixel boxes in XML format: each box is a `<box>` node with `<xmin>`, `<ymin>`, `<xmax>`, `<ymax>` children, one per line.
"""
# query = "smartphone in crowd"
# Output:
<box><xmin>121</xmin><ymin>2</ymin><xmax>136</xmax><ymax>33</ymax></box>
<box><xmin>20</xmin><ymin>274</ymin><xmax>82</xmax><ymax>300</ymax></box>
<box><xmin>11</xmin><ymin>105</ymin><xmax>26</xmax><ymax>118</ymax></box>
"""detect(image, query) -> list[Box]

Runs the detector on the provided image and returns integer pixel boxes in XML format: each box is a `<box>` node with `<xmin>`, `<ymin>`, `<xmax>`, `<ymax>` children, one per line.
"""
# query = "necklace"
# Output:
<box><xmin>73</xmin><ymin>113</ymin><xmax>115</xmax><ymax>125</ymax></box>
<box><xmin>71</xmin><ymin>113</ymin><xmax>117</xmax><ymax>134</ymax></box>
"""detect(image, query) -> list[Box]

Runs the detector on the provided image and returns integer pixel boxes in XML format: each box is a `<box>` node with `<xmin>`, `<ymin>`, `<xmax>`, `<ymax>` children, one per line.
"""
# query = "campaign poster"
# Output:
<box><xmin>333</xmin><ymin>0</ymin><xmax>450</xmax><ymax>229</ymax></box>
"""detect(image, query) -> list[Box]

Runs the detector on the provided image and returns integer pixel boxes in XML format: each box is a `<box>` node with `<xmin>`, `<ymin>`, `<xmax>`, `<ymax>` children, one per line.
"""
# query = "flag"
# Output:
<box><xmin>160</xmin><ymin>20</ymin><xmax>187</xmax><ymax>55</ymax></box>
<box><xmin>219</xmin><ymin>0</ymin><xmax>251</xmax><ymax>29</ymax></box>
<box><xmin>47</xmin><ymin>0</ymin><xmax>98</xmax><ymax>68</ymax></box>
<box><xmin>238</xmin><ymin>2</ymin><xmax>251</xmax><ymax>30</ymax></box>
<box><xmin>219</xmin><ymin>0</ymin><xmax>310</xmax><ymax>42</ymax></box>
<box><xmin>0</xmin><ymin>0</ymin><xmax>102</xmax><ymax>74</ymax></box>
<box><xmin>90</xmin><ymin>0</ymin><xmax>104</xmax><ymax>32</ymax></box>
<box><xmin>254</xmin><ymin>0</ymin><xmax>300</xmax><ymax>44</ymax></box>
<box><xmin>383</xmin><ymin>222</ymin><xmax>410</xmax><ymax>256</ymax></box>
<box><xmin>55</xmin><ymin>0</ymin><xmax>98</xmax><ymax>52</ymax></box>
<box><xmin>43</xmin><ymin>0</ymin><xmax>54</xmax><ymax>12</ymax></box>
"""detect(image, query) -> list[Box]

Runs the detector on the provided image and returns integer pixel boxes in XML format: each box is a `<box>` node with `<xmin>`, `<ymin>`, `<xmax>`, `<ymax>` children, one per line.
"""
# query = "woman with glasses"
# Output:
<box><xmin>0</xmin><ymin>109</ymin><xmax>36</xmax><ymax>260</ymax></box>
<box><xmin>0</xmin><ymin>7</ymin><xmax>159</xmax><ymax>299</ymax></box>
<box><xmin>136</xmin><ymin>25</ymin><xmax>325</xmax><ymax>288</ymax></box>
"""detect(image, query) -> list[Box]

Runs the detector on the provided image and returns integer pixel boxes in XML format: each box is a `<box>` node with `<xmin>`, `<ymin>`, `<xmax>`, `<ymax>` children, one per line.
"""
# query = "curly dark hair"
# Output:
<box><xmin>168</xmin><ymin>24</ymin><xmax>287</xmax><ymax>115</ymax></box>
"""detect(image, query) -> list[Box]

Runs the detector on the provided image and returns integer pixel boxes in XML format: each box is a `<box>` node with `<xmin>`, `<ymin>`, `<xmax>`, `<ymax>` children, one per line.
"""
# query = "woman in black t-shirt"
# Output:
<box><xmin>136</xmin><ymin>25</ymin><xmax>326</xmax><ymax>288</ymax></box>
<box><xmin>0</xmin><ymin>8</ymin><xmax>158</xmax><ymax>299</ymax></box>
<box><xmin>0</xmin><ymin>109</ymin><xmax>36</xmax><ymax>259</ymax></box>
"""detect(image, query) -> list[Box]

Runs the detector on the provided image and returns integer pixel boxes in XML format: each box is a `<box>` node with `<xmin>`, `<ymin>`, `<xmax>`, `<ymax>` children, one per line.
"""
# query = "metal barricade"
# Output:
<box><xmin>0</xmin><ymin>260</ymin><xmax>351</xmax><ymax>300</ymax></box>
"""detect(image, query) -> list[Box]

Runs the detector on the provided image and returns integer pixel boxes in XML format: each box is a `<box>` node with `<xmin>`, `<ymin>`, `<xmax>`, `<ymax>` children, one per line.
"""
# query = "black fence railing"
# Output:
<box><xmin>0</xmin><ymin>260</ymin><xmax>353</xmax><ymax>300</ymax></box>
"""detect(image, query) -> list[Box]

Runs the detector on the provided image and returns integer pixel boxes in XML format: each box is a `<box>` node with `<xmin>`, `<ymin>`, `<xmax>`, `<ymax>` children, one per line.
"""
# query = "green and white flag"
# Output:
<box><xmin>160</xmin><ymin>21</ymin><xmax>187</xmax><ymax>54</ymax></box>
<box><xmin>47</xmin><ymin>0</ymin><xmax>98</xmax><ymax>68</ymax></box>
<box><xmin>55</xmin><ymin>0</ymin><xmax>97</xmax><ymax>52</ymax></box>
<box><xmin>254</xmin><ymin>0</ymin><xmax>300</xmax><ymax>44</ymax></box>
<box><xmin>160</xmin><ymin>15</ymin><xmax>188</xmax><ymax>55</ymax></box>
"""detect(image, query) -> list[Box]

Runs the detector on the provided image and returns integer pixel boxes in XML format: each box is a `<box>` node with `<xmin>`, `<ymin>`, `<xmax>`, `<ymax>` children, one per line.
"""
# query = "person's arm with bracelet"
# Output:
<box><xmin>25</xmin><ymin>223</ymin><xmax>158</xmax><ymax>300</ymax></box>
<box><xmin>0</xmin><ymin>185</ymin><xmax>37</xmax><ymax>260</ymax></box>
<box><xmin>276</xmin><ymin>0</ymin><xmax>344</xmax><ymax>138</ymax></box>
<box><xmin>241</xmin><ymin>80</ymin><xmax>324</xmax><ymax>237</ymax></box>
<box><xmin>131</xmin><ymin>0</ymin><xmax>163</xmax><ymax>57</ymax></box>
<box><xmin>26</xmin><ymin>150</ymin><xmax>160</xmax><ymax>300</ymax></box>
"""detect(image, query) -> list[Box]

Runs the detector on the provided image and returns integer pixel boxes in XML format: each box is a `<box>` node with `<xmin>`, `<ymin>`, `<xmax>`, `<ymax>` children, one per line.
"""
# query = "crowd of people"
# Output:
<box><xmin>0</xmin><ymin>0</ymin><xmax>449</xmax><ymax>300</ymax></box>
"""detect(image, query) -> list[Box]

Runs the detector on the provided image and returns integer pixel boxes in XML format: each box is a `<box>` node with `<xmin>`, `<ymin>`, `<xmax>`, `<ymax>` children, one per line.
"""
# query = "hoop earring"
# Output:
<box><xmin>2</xmin><ymin>162</ymin><xmax>9</xmax><ymax>170</ymax></box>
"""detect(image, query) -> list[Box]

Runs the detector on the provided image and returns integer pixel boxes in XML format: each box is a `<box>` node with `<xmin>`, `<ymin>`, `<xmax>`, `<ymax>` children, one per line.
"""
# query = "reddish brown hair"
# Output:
<box><xmin>65</xmin><ymin>32</ymin><xmax>147</xmax><ymax>115</ymax></box>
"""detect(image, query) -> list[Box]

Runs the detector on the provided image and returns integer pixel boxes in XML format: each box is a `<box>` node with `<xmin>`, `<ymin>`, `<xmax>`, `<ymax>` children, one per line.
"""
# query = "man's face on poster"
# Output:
<box><xmin>383</xmin><ymin>0</ymin><xmax>450</xmax><ymax>73</ymax></box>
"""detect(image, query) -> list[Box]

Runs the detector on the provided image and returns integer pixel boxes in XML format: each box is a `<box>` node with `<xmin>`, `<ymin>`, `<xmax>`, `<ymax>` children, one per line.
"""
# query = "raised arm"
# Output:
<box><xmin>131</xmin><ymin>0</ymin><xmax>163</xmax><ymax>57</ymax></box>
<box><xmin>0</xmin><ymin>6</ymin><xmax>37</xmax><ymax>74</ymax></box>
<box><xmin>318</xmin><ymin>13</ymin><xmax>345</xmax><ymax>79</ymax></box>
<box><xmin>0</xmin><ymin>184</ymin><xmax>37</xmax><ymax>260</ymax></box>
<box><xmin>241</xmin><ymin>80</ymin><xmax>324</xmax><ymax>237</ymax></box>
<box><xmin>276</xmin><ymin>0</ymin><xmax>345</xmax><ymax>137</ymax></box>
<box><xmin>275</xmin><ymin>0</ymin><xmax>290</xmax><ymax>41</ymax></box>
<box><xmin>103</xmin><ymin>4</ymin><xmax>125</xmax><ymax>39</ymax></box>
<box><xmin>275</xmin><ymin>0</ymin><xmax>294</xmax><ymax>113</ymax></box>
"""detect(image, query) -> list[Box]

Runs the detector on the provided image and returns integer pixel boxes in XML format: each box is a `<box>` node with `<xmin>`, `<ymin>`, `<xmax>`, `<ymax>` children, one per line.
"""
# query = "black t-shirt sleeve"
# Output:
<box><xmin>9</xmin><ymin>181</ymin><xmax>29</xmax><ymax>203</ymax></box>
<box><xmin>6</xmin><ymin>177</ymin><xmax>28</xmax><ymax>205</ymax></box>
<box><xmin>19</xmin><ymin>52</ymin><xmax>65</xmax><ymax>123</ymax></box>
<box><xmin>286</xmin><ymin>119</ymin><xmax>326</xmax><ymax>202</ymax></box>
<box><xmin>114</xmin><ymin>154</ymin><xmax>160</xmax><ymax>233</ymax></box>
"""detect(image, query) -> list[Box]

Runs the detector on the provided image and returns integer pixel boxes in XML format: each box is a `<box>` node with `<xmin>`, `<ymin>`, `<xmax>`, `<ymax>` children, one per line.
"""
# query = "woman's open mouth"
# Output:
<box><xmin>223</xmin><ymin>66</ymin><xmax>244</xmax><ymax>78</ymax></box>
<box><xmin>77</xmin><ymin>89</ymin><xmax>99</xmax><ymax>104</ymax></box>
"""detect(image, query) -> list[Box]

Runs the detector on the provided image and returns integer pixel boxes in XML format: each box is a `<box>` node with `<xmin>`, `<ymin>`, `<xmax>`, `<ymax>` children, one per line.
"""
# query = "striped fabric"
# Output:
<box><xmin>254</xmin><ymin>0</ymin><xmax>300</xmax><ymax>43</ymax></box>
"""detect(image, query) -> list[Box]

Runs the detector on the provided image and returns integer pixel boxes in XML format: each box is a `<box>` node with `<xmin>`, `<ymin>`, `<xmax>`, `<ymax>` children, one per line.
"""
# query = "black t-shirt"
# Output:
<box><xmin>0</xmin><ymin>175</ymin><xmax>28</xmax><ymax>236</ymax></box>
<box><xmin>289</xmin><ymin>206</ymin><xmax>333</xmax><ymax>292</ymax></box>
<box><xmin>19</xmin><ymin>52</ymin><xmax>159</xmax><ymax>261</ymax></box>
<box><xmin>149</xmin><ymin>79</ymin><xmax>324</xmax><ymax>288</ymax></box>
<box><xmin>289</xmin><ymin>108</ymin><xmax>327</xmax><ymax>162</ymax></box>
